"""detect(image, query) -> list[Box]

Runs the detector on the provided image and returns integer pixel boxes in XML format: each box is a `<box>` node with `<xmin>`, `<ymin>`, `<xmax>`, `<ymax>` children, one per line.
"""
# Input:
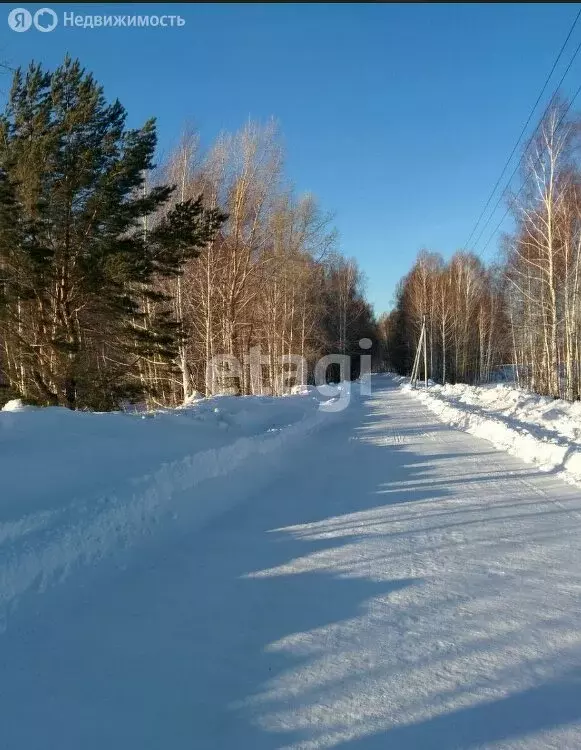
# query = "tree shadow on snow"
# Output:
<box><xmin>2</xmin><ymin>379</ymin><xmax>581</xmax><ymax>749</ymax></box>
<box><xmin>336</xmin><ymin>667</ymin><xmax>581</xmax><ymax>749</ymax></box>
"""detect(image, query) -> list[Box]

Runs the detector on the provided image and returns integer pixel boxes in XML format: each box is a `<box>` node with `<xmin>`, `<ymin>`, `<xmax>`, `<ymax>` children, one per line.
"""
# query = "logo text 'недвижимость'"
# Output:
<box><xmin>7</xmin><ymin>7</ymin><xmax>186</xmax><ymax>31</ymax></box>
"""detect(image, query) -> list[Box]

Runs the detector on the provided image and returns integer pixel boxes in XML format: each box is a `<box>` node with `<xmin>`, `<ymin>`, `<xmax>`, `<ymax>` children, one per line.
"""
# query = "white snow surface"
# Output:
<box><xmin>0</xmin><ymin>388</ymin><xmax>340</xmax><ymax>624</ymax></box>
<box><xmin>2</xmin><ymin>376</ymin><xmax>581</xmax><ymax>749</ymax></box>
<box><xmin>403</xmin><ymin>379</ymin><xmax>581</xmax><ymax>485</ymax></box>
<box><xmin>1</xmin><ymin>398</ymin><xmax>34</xmax><ymax>412</ymax></box>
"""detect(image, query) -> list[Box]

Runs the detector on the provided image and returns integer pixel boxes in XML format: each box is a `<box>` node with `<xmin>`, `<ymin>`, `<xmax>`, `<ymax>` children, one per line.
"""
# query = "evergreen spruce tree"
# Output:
<box><xmin>0</xmin><ymin>56</ymin><xmax>225</xmax><ymax>409</ymax></box>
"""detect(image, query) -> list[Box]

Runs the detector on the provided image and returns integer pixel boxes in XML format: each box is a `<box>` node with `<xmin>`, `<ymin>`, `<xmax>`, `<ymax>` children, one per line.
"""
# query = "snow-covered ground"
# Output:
<box><xmin>2</xmin><ymin>376</ymin><xmax>581</xmax><ymax>749</ymax></box>
<box><xmin>0</xmin><ymin>387</ymin><xmax>347</xmax><ymax>629</ymax></box>
<box><xmin>403</xmin><ymin>379</ymin><xmax>581</xmax><ymax>486</ymax></box>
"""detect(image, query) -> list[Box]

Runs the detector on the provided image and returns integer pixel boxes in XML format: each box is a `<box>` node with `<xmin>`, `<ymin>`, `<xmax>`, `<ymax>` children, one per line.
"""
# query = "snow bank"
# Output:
<box><xmin>402</xmin><ymin>379</ymin><xmax>581</xmax><ymax>485</ymax></box>
<box><xmin>1</xmin><ymin>399</ymin><xmax>34</xmax><ymax>412</ymax></box>
<box><xmin>0</xmin><ymin>389</ymin><xmax>346</xmax><ymax>624</ymax></box>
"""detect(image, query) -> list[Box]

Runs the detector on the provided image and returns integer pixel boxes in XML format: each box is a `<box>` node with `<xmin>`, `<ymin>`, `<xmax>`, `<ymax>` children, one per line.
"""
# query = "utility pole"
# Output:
<box><xmin>423</xmin><ymin>312</ymin><xmax>428</xmax><ymax>389</ymax></box>
<box><xmin>410</xmin><ymin>313</ymin><xmax>428</xmax><ymax>389</ymax></box>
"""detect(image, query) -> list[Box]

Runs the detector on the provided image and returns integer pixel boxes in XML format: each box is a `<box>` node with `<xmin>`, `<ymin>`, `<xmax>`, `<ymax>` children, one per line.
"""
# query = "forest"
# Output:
<box><xmin>382</xmin><ymin>97</ymin><xmax>581</xmax><ymax>401</ymax></box>
<box><xmin>4</xmin><ymin>57</ymin><xmax>581</xmax><ymax>410</ymax></box>
<box><xmin>0</xmin><ymin>57</ymin><xmax>377</xmax><ymax>409</ymax></box>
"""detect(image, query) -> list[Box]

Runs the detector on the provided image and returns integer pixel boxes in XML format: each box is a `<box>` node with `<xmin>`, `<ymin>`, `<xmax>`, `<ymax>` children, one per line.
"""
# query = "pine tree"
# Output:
<box><xmin>0</xmin><ymin>56</ymin><xmax>224</xmax><ymax>409</ymax></box>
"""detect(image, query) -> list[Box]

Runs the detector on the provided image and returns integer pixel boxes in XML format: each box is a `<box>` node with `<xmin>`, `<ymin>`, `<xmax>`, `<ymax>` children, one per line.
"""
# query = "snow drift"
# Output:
<box><xmin>403</xmin><ymin>379</ymin><xmax>581</xmax><ymax>486</ymax></box>
<box><xmin>0</xmin><ymin>387</ymin><xmax>348</xmax><ymax>625</ymax></box>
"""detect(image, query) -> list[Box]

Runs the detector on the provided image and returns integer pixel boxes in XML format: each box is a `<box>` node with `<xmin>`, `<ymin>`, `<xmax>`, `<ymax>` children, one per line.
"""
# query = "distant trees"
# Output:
<box><xmin>154</xmin><ymin>124</ymin><xmax>378</xmax><ymax>402</ymax></box>
<box><xmin>384</xmin><ymin>250</ymin><xmax>507</xmax><ymax>385</ymax></box>
<box><xmin>0</xmin><ymin>57</ymin><xmax>379</xmax><ymax>409</ymax></box>
<box><xmin>384</xmin><ymin>98</ymin><xmax>581</xmax><ymax>402</ymax></box>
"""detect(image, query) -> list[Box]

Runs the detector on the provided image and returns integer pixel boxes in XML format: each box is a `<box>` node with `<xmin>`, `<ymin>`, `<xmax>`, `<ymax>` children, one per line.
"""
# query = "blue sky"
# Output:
<box><xmin>2</xmin><ymin>3</ymin><xmax>580</xmax><ymax>313</ymax></box>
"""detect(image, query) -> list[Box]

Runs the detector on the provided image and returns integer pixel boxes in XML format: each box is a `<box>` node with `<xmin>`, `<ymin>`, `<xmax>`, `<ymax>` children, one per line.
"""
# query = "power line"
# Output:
<box><xmin>472</xmin><ymin>30</ymin><xmax>581</xmax><ymax>253</ymax></box>
<box><xmin>479</xmin><ymin>80</ymin><xmax>581</xmax><ymax>255</ymax></box>
<box><xmin>463</xmin><ymin>6</ymin><xmax>581</xmax><ymax>251</ymax></box>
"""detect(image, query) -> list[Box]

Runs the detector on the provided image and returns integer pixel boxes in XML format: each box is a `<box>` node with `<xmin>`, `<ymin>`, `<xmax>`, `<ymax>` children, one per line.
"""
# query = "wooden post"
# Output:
<box><xmin>411</xmin><ymin>315</ymin><xmax>427</xmax><ymax>389</ymax></box>
<box><xmin>423</xmin><ymin>312</ymin><xmax>428</xmax><ymax>389</ymax></box>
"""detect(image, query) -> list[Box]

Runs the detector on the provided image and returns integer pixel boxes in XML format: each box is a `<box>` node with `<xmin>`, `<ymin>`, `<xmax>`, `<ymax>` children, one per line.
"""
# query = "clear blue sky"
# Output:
<box><xmin>2</xmin><ymin>2</ymin><xmax>581</xmax><ymax>314</ymax></box>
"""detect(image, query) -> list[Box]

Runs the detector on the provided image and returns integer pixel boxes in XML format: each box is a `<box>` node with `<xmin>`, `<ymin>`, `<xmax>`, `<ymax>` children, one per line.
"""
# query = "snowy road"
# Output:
<box><xmin>3</xmin><ymin>378</ymin><xmax>581</xmax><ymax>749</ymax></box>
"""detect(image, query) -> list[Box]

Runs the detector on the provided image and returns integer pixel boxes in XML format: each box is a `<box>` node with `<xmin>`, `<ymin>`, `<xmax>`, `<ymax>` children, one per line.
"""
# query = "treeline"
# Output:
<box><xmin>0</xmin><ymin>57</ymin><xmax>376</xmax><ymax>410</ymax></box>
<box><xmin>383</xmin><ymin>98</ymin><xmax>581</xmax><ymax>401</ymax></box>
<box><xmin>381</xmin><ymin>250</ymin><xmax>505</xmax><ymax>384</ymax></box>
<box><xmin>157</xmin><ymin>124</ymin><xmax>376</xmax><ymax>403</ymax></box>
